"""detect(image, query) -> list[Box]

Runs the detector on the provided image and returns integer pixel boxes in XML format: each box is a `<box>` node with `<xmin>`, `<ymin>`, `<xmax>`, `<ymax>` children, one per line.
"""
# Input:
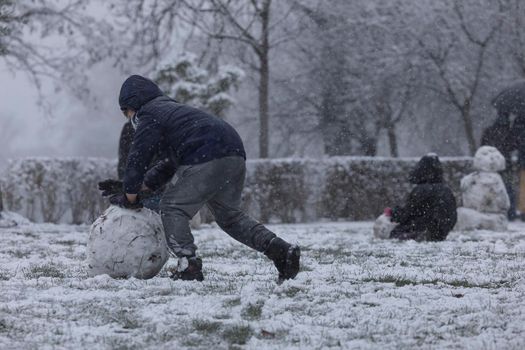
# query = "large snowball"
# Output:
<box><xmin>0</xmin><ymin>211</ymin><xmax>30</xmax><ymax>228</ymax></box>
<box><xmin>461</xmin><ymin>172</ymin><xmax>509</xmax><ymax>214</ymax></box>
<box><xmin>455</xmin><ymin>207</ymin><xmax>508</xmax><ymax>231</ymax></box>
<box><xmin>373</xmin><ymin>214</ymin><xmax>398</xmax><ymax>239</ymax></box>
<box><xmin>86</xmin><ymin>206</ymin><xmax>168</xmax><ymax>279</ymax></box>
<box><xmin>473</xmin><ymin>146</ymin><xmax>506</xmax><ymax>172</ymax></box>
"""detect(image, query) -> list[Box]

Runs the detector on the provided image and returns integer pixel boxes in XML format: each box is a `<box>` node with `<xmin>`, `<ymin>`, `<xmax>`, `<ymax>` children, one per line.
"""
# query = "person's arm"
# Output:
<box><xmin>143</xmin><ymin>158</ymin><xmax>177</xmax><ymax>192</ymax></box>
<box><xmin>118</xmin><ymin>122</ymin><xmax>135</xmax><ymax>180</ymax></box>
<box><xmin>391</xmin><ymin>186</ymin><xmax>428</xmax><ymax>225</ymax></box>
<box><xmin>123</xmin><ymin>112</ymin><xmax>163</xmax><ymax>201</ymax></box>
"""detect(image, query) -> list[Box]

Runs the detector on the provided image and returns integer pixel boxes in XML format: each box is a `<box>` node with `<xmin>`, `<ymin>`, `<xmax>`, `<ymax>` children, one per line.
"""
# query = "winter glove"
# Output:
<box><xmin>98</xmin><ymin>179</ymin><xmax>124</xmax><ymax>197</ymax></box>
<box><xmin>109</xmin><ymin>193</ymin><xmax>143</xmax><ymax>210</ymax></box>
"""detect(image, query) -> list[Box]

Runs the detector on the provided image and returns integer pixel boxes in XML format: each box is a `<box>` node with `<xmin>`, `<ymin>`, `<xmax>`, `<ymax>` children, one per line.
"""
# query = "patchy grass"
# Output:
<box><xmin>241</xmin><ymin>301</ymin><xmax>264</xmax><ymax>321</ymax></box>
<box><xmin>1</xmin><ymin>222</ymin><xmax>525</xmax><ymax>349</ymax></box>
<box><xmin>222</xmin><ymin>324</ymin><xmax>253</xmax><ymax>345</ymax></box>
<box><xmin>192</xmin><ymin>319</ymin><xmax>222</xmax><ymax>334</ymax></box>
<box><xmin>363</xmin><ymin>275</ymin><xmax>512</xmax><ymax>289</ymax></box>
<box><xmin>0</xmin><ymin>270</ymin><xmax>10</xmax><ymax>281</ymax></box>
<box><xmin>223</xmin><ymin>297</ymin><xmax>241</xmax><ymax>308</ymax></box>
<box><xmin>6</xmin><ymin>249</ymin><xmax>30</xmax><ymax>259</ymax></box>
<box><xmin>24</xmin><ymin>263</ymin><xmax>65</xmax><ymax>279</ymax></box>
<box><xmin>0</xmin><ymin>319</ymin><xmax>8</xmax><ymax>333</ymax></box>
<box><xmin>53</xmin><ymin>240</ymin><xmax>78</xmax><ymax>246</ymax></box>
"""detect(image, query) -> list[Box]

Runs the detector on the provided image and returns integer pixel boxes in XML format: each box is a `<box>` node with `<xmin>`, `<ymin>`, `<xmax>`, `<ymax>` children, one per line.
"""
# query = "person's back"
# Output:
<box><xmin>118</xmin><ymin>76</ymin><xmax>246</xmax><ymax>193</ymax></box>
<box><xmin>139</xmin><ymin>96</ymin><xmax>246</xmax><ymax>166</ymax></box>
<box><xmin>391</xmin><ymin>154</ymin><xmax>457</xmax><ymax>241</ymax></box>
<box><xmin>425</xmin><ymin>183</ymin><xmax>457</xmax><ymax>240</ymax></box>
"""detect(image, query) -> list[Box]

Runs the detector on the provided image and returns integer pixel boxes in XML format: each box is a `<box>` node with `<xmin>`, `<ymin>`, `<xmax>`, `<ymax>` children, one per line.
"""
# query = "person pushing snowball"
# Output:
<box><xmin>99</xmin><ymin>75</ymin><xmax>300</xmax><ymax>283</ymax></box>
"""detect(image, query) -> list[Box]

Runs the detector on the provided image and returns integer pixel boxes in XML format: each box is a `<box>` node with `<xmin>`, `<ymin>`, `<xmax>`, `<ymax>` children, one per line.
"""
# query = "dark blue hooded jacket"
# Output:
<box><xmin>390</xmin><ymin>154</ymin><xmax>457</xmax><ymax>241</ymax></box>
<box><xmin>119</xmin><ymin>75</ymin><xmax>246</xmax><ymax>193</ymax></box>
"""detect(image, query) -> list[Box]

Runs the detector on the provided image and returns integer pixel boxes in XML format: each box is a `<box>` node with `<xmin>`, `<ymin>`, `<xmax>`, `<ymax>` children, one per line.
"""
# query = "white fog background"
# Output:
<box><xmin>1</xmin><ymin>0</ymin><xmax>523</xmax><ymax>170</ymax></box>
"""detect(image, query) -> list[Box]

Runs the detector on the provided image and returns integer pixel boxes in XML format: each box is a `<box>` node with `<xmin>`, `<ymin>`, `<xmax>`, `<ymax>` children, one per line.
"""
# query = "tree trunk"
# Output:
<box><xmin>387</xmin><ymin>125</ymin><xmax>399</xmax><ymax>157</ymax></box>
<box><xmin>259</xmin><ymin>54</ymin><xmax>270</xmax><ymax>158</ymax></box>
<box><xmin>258</xmin><ymin>0</ymin><xmax>271</xmax><ymax>158</ymax></box>
<box><xmin>360</xmin><ymin>136</ymin><xmax>377</xmax><ymax>156</ymax></box>
<box><xmin>461</xmin><ymin>103</ymin><xmax>477</xmax><ymax>155</ymax></box>
<box><xmin>0</xmin><ymin>190</ymin><xmax>3</xmax><ymax>212</ymax></box>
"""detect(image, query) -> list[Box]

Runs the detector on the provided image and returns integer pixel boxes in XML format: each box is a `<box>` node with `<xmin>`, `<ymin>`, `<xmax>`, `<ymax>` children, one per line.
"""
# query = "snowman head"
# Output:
<box><xmin>473</xmin><ymin>146</ymin><xmax>506</xmax><ymax>172</ymax></box>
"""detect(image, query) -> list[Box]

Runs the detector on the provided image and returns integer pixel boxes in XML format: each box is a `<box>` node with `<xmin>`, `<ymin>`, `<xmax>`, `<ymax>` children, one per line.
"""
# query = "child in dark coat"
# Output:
<box><xmin>387</xmin><ymin>154</ymin><xmax>457</xmax><ymax>241</ymax></box>
<box><xmin>100</xmin><ymin>75</ymin><xmax>300</xmax><ymax>283</ymax></box>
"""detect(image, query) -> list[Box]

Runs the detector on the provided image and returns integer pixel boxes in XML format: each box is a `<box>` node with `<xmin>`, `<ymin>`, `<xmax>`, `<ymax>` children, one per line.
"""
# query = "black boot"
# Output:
<box><xmin>264</xmin><ymin>237</ymin><xmax>300</xmax><ymax>282</ymax></box>
<box><xmin>170</xmin><ymin>256</ymin><xmax>204</xmax><ymax>282</ymax></box>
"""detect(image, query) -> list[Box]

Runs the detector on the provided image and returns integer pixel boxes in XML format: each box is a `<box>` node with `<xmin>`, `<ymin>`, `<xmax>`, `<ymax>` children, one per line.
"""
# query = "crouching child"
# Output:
<box><xmin>376</xmin><ymin>154</ymin><xmax>457</xmax><ymax>241</ymax></box>
<box><xmin>105</xmin><ymin>75</ymin><xmax>300</xmax><ymax>283</ymax></box>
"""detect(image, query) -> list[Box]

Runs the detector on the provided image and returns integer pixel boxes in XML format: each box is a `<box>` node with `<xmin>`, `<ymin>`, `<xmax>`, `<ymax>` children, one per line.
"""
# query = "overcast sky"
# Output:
<box><xmin>0</xmin><ymin>59</ymin><xmax>132</xmax><ymax>170</ymax></box>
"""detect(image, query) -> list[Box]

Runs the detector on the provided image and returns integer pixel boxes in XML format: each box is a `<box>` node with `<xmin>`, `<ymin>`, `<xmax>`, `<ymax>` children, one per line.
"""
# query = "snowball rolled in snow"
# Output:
<box><xmin>455</xmin><ymin>207</ymin><xmax>508</xmax><ymax>232</ymax></box>
<box><xmin>373</xmin><ymin>214</ymin><xmax>398</xmax><ymax>239</ymax></box>
<box><xmin>87</xmin><ymin>206</ymin><xmax>168</xmax><ymax>279</ymax></box>
<box><xmin>473</xmin><ymin>146</ymin><xmax>506</xmax><ymax>172</ymax></box>
<box><xmin>0</xmin><ymin>211</ymin><xmax>30</xmax><ymax>228</ymax></box>
<box><xmin>461</xmin><ymin>172</ymin><xmax>510</xmax><ymax>214</ymax></box>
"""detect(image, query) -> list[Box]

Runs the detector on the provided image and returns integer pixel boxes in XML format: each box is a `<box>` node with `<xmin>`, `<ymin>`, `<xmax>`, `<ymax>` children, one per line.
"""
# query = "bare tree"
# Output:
<box><xmin>286</xmin><ymin>0</ymin><xmax>420</xmax><ymax>157</ymax></box>
<box><xmin>372</xmin><ymin>65</ymin><xmax>417</xmax><ymax>157</ymax></box>
<box><xmin>178</xmin><ymin>0</ymin><xmax>301</xmax><ymax>158</ymax></box>
<box><xmin>0</xmin><ymin>0</ymin><xmax>10</xmax><ymax>56</ymax></box>
<box><xmin>416</xmin><ymin>0</ymin><xmax>504</xmax><ymax>155</ymax></box>
<box><xmin>0</xmin><ymin>0</ymin><xmax>113</xmax><ymax>113</ymax></box>
<box><xmin>506</xmin><ymin>0</ymin><xmax>525</xmax><ymax>77</ymax></box>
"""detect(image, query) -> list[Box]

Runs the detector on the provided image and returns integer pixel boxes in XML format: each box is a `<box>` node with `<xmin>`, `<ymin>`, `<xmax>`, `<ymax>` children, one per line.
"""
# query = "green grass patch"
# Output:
<box><xmin>192</xmin><ymin>319</ymin><xmax>222</xmax><ymax>334</ymax></box>
<box><xmin>241</xmin><ymin>301</ymin><xmax>264</xmax><ymax>320</ymax></box>
<box><xmin>0</xmin><ymin>270</ymin><xmax>10</xmax><ymax>281</ymax></box>
<box><xmin>363</xmin><ymin>275</ymin><xmax>510</xmax><ymax>289</ymax></box>
<box><xmin>223</xmin><ymin>297</ymin><xmax>241</xmax><ymax>308</ymax></box>
<box><xmin>0</xmin><ymin>319</ymin><xmax>8</xmax><ymax>333</ymax></box>
<box><xmin>24</xmin><ymin>263</ymin><xmax>65</xmax><ymax>279</ymax></box>
<box><xmin>53</xmin><ymin>240</ymin><xmax>77</xmax><ymax>246</ymax></box>
<box><xmin>222</xmin><ymin>324</ymin><xmax>252</xmax><ymax>345</ymax></box>
<box><xmin>6</xmin><ymin>249</ymin><xmax>30</xmax><ymax>258</ymax></box>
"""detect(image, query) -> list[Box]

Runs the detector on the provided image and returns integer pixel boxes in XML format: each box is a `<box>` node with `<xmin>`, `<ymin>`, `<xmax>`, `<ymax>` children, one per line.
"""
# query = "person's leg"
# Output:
<box><xmin>202</xmin><ymin>157</ymin><xmax>274</xmax><ymax>250</ymax></box>
<box><xmin>519</xmin><ymin>170</ymin><xmax>525</xmax><ymax>220</ymax></box>
<box><xmin>389</xmin><ymin>226</ymin><xmax>421</xmax><ymax>241</ymax></box>
<box><xmin>160</xmin><ymin>163</ymin><xmax>222</xmax><ymax>258</ymax></box>
<box><xmin>206</xmin><ymin>157</ymin><xmax>300</xmax><ymax>280</ymax></box>
<box><xmin>501</xmin><ymin>169</ymin><xmax>517</xmax><ymax>220</ymax></box>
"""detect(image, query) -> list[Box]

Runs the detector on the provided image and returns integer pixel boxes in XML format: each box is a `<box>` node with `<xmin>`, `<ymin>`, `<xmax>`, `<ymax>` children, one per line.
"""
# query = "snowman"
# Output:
<box><xmin>86</xmin><ymin>206</ymin><xmax>169</xmax><ymax>279</ymax></box>
<box><xmin>455</xmin><ymin>146</ymin><xmax>510</xmax><ymax>231</ymax></box>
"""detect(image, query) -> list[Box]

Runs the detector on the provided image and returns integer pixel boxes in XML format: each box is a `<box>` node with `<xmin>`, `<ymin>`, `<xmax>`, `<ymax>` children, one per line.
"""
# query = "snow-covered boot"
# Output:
<box><xmin>264</xmin><ymin>237</ymin><xmax>300</xmax><ymax>282</ymax></box>
<box><xmin>170</xmin><ymin>256</ymin><xmax>204</xmax><ymax>282</ymax></box>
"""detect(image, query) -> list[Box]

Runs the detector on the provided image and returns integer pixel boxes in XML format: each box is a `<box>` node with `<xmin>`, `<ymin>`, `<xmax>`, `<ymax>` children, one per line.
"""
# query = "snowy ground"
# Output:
<box><xmin>1</xmin><ymin>221</ymin><xmax>525</xmax><ymax>349</ymax></box>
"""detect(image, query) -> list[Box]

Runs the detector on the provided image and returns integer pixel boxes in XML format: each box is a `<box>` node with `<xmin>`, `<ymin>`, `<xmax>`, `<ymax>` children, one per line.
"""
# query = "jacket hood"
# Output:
<box><xmin>119</xmin><ymin>75</ymin><xmax>163</xmax><ymax>111</ymax></box>
<box><xmin>409</xmin><ymin>153</ymin><xmax>444</xmax><ymax>184</ymax></box>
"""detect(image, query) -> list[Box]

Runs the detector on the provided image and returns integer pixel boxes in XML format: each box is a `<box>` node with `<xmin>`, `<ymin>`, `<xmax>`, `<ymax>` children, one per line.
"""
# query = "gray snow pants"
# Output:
<box><xmin>160</xmin><ymin>156</ymin><xmax>276</xmax><ymax>257</ymax></box>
